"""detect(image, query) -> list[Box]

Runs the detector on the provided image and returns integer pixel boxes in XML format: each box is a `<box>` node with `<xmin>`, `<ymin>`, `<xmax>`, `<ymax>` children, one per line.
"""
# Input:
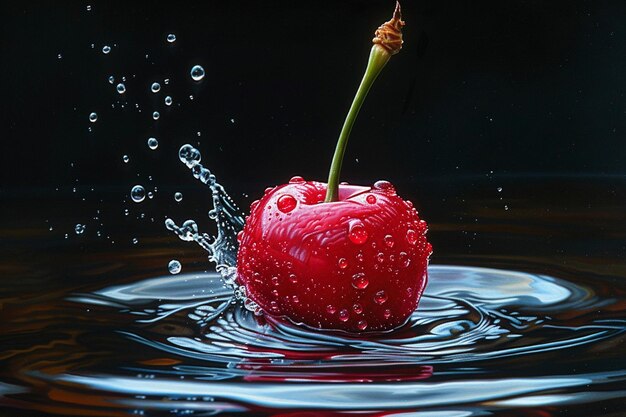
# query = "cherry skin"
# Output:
<box><xmin>236</xmin><ymin>177</ymin><xmax>432</xmax><ymax>333</ymax></box>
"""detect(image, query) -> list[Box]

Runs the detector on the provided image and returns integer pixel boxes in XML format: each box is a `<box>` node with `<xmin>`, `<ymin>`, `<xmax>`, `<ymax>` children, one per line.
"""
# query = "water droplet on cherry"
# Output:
<box><xmin>348</xmin><ymin>219</ymin><xmax>368</xmax><ymax>245</ymax></box>
<box><xmin>326</xmin><ymin>305</ymin><xmax>336</xmax><ymax>314</ymax></box>
<box><xmin>338</xmin><ymin>309</ymin><xmax>349</xmax><ymax>322</ymax></box>
<box><xmin>406</xmin><ymin>229</ymin><xmax>418</xmax><ymax>245</ymax></box>
<box><xmin>366</xmin><ymin>194</ymin><xmax>377</xmax><ymax>204</ymax></box>
<box><xmin>352</xmin><ymin>272</ymin><xmax>369</xmax><ymax>289</ymax></box>
<box><xmin>373</xmin><ymin>180</ymin><xmax>395</xmax><ymax>194</ymax></box>
<box><xmin>357</xmin><ymin>320</ymin><xmax>368</xmax><ymax>330</ymax></box>
<box><xmin>374</xmin><ymin>290</ymin><xmax>388</xmax><ymax>305</ymax></box>
<box><xmin>384</xmin><ymin>234</ymin><xmax>395</xmax><ymax>248</ymax></box>
<box><xmin>289</xmin><ymin>273</ymin><xmax>297</xmax><ymax>283</ymax></box>
<box><xmin>352</xmin><ymin>303</ymin><xmax>363</xmax><ymax>314</ymax></box>
<box><xmin>277</xmin><ymin>194</ymin><xmax>297</xmax><ymax>213</ymax></box>
<box><xmin>338</xmin><ymin>258</ymin><xmax>348</xmax><ymax>269</ymax></box>
<box><xmin>399</xmin><ymin>252</ymin><xmax>410</xmax><ymax>268</ymax></box>
<box><xmin>289</xmin><ymin>176</ymin><xmax>305</xmax><ymax>184</ymax></box>
<box><xmin>383</xmin><ymin>309</ymin><xmax>392</xmax><ymax>319</ymax></box>
<box><xmin>271</xmin><ymin>276</ymin><xmax>279</xmax><ymax>286</ymax></box>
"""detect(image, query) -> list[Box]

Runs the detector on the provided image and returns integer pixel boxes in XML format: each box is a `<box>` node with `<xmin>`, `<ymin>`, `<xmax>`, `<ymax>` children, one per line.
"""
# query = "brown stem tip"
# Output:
<box><xmin>372</xmin><ymin>1</ymin><xmax>405</xmax><ymax>55</ymax></box>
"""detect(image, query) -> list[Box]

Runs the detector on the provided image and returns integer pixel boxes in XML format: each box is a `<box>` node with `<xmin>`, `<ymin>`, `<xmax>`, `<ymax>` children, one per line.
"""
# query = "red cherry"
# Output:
<box><xmin>236</xmin><ymin>179</ymin><xmax>432</xmax><ymax>332</ymax></box>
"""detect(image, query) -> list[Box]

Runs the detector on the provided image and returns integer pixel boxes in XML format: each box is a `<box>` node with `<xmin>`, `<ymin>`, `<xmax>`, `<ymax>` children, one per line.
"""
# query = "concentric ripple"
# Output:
<box><xmin>73</xmin><ymin>265</ymin><xmax>624</xmax><ymax>385</ymax></box>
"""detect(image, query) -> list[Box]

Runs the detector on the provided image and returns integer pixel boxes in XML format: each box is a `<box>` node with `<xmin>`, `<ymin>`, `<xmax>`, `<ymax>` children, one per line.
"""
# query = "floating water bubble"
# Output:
<box><xmin>166</xmin><ymin>34</ymin><xmax>176</xmax><ymax>43</ymax></box>
<box><xmin>116</xmin><ymin>83</ymin><xmax>126</xmax><ymax>94</ymax></box>
<box><xmin>150</xmin><ymin>82</ymin><xmax>161</xmax><ymax>93</ymax></box>
<box><xmin>89</xmin><ymin>112</ymin><xmax>97</xmax><ymax>122</ymax></box>
<box><xmin>174</xmin><ymin>192</ymin><xmax>183</xmax><ymax>202</ymax></box>
<box><xmin>164</xmin><ymin>96</ymin><xmax>172</xmax><ymax>106</ymax></box>
<box><xmin>152</xmin><ymin>111</ymin><xmax>160</xmax><ymax>120</ymax></box>
<box><xmin>147</xmin><ymin>137</ymin><xmax>158</xmax><ymax>150</ymax></box>
<box><xmin>168</xmin><ymin>260</ymin><xmax>182</xmax><ymax>275</ymax></box>
<box><xmin>178</xmin><ymin>144</ymin><xmax>201</xmax><ymax>168</ymax></box>
<box><xmin>102</xmin><ymin>45</ymin><xmax>111</xmax><ymax>54</ymax></box>
<box><xmin>75</xmin><ymin>224</ymin><xmax>86</xmax><ymax>234</ymax></box>
<box><xmin>131</xmin><ymin>185</ymin><xmax>146</xmax><ymax>203</ymax></box>
<box><xmin>122</xmin><ymin>154</ymin><xmax>129</xmax><ymax>163</ymax></box>
<box><xmin>190</xmin><ymin>65</ymin><xmax>205</xmax><ymax>81</ymax></box>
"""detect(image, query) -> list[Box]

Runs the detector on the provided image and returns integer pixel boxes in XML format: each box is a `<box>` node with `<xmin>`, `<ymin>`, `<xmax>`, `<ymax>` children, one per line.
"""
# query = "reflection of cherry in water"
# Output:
<box><xmin>239</xmin><ymin>357</ymin><xmax>433</xmax><ymax>383</ymax></box>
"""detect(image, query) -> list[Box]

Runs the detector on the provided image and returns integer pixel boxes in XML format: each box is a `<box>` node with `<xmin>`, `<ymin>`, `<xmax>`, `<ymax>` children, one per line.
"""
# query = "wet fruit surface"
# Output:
<box><xmin>236</xmin><ymin>178</ymin><xmax>432</xmax><ymax>332</ymax></box>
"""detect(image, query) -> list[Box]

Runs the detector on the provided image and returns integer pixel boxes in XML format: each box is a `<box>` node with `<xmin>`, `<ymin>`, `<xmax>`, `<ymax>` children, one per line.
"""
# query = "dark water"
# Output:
<box><xmin>1</xmin><ymin>177</ymin><xmax>624</xmax><ymax>416</ymax></box>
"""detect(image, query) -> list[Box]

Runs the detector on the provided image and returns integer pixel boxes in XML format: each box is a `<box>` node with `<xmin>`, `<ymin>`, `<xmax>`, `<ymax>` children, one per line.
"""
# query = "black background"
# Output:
<box><xmin>2</xmin><ymin>0</ymin><xmax>625</xmax><ymax>196</ymax></box>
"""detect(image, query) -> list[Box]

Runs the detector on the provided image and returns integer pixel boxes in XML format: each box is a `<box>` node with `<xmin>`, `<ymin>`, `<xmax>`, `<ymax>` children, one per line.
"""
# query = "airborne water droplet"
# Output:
<box><xmin>75</xmin><ymin>223</ymin><xmax>86</xmax><ymax>234</ymax></box>
<box><xmin>102</xmin><ymin>45</ymin><xmax>111</xmax><ymax>54</ymax></box>
<box><xmin>190</xmin><ymin>65</ymin><xmax>205</xmax><ymax>81</ymax></box>
<box><xmin>151</xmin><ymin>82</ymin><xmax>161</xmax><ymax>93</ymax></box>
<box><xmin>174</xmin><ymin>192</ymin><xmax>183</xmax><ymax>202</ymax></box>
<box><xmin>131</xmin><ymin>185</ymin><xmax>146</xmax><ymax>203</ymax></box>
<box><xmin>348</xmin><ymin>220</ymin><xmax>368</xmax><ymax>245</ymax></box>
<box><xmin>166</xmin><ymin>33</ymin><xmax>176</xmax><ymax>43</ymax></box>
<box><xmin>164</xmin><ymin>96</ymin><xmax>173</xmax><ymax>106</ymax></box>
<box><xmin>122</xmin><ymin>154</ymin><xmax>129</xmax><ymax>163</ymax></box>
<box><xmin>147</xmin><ymin>137</ymin><xmax>158</xmax><ymax>150</ymax></box>
<box><xmin>116</xmin><ymin>83</ymin><xmax>126</xmax><ymax>94</ymax></box>
<box><xmin>178</xmin><ymin>144</ymin><xmax>201</xmax><ymax>168</ymax></box>
<box><xmin>168</xmin><ymin>259</ymin><xmax>182</xmax><ymax>274</ymax></box>
<box><xmin>152</xmin><ymin>111</ymin><xmax>160</xmax><ymax>120</ymax></box>
<box><xmin>89</xmin><ymin>112</ymin><xmax>98</xmax><ymax>122</ymax></box>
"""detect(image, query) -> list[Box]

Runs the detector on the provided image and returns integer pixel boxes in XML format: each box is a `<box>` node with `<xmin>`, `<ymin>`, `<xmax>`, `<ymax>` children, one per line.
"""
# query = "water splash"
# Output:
<box><xmin>165</xmin><ymin>144</ymin><xmax>244</xmax><ymax>279</ymax></box>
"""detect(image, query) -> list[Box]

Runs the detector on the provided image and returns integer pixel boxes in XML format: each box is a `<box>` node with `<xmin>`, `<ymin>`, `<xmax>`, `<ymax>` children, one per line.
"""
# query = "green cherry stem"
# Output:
<box><xmin>325</xmin><ymin>2</ymin><xmax>405</xmax><ymax>203</ymax></box>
